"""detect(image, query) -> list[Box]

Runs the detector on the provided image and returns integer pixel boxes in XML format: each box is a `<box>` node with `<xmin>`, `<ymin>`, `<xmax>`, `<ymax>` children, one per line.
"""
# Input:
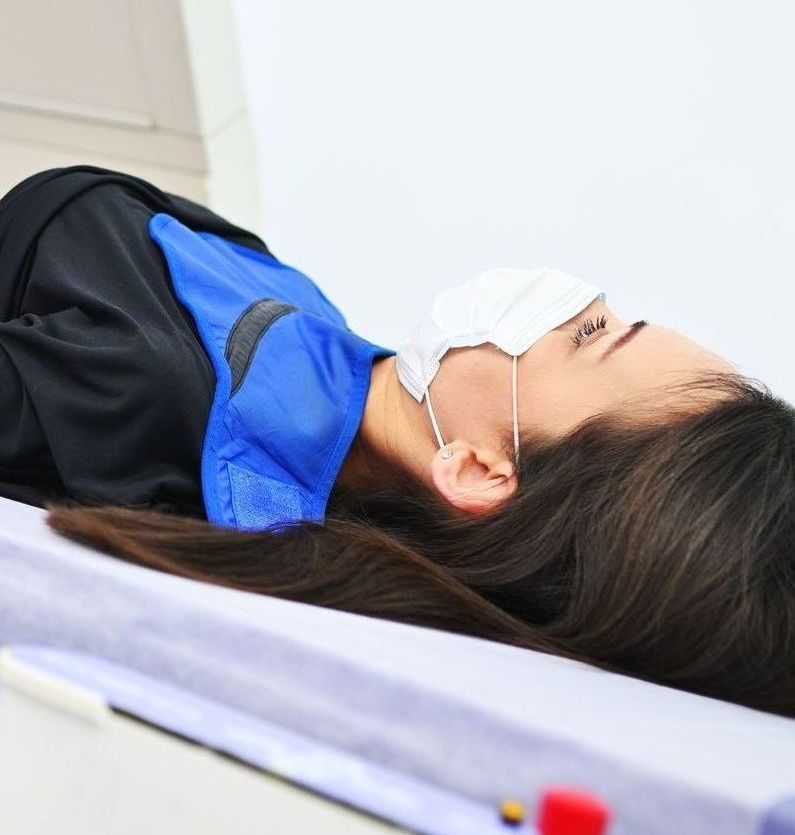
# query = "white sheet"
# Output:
<box><xmin>0</xmin><ymin>496</ymin><xmax>793</xmax><ymax>835</ymax></box>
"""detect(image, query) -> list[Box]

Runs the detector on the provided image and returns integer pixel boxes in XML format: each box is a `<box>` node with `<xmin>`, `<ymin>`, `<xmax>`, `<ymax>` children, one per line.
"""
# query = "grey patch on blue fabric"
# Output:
<box><xmin>224</xmin><ymin>298</ymin><xmax>298</xmax><ymax>395</ymax></box>
<box><xmin>759</xmin><ymin>798</ymin><xmax>795</xmax><ymax>835</ymax></box>
<box><xmin>227</xmin><ymin>462</ymin><xmax>305</xmax><ymax>531</ymax></box>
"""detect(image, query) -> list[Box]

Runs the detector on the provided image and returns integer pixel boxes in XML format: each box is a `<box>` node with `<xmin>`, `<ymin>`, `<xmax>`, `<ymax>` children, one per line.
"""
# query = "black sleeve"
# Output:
<box><xmin>0</xmin><ymin>168</ymin><xmax>248</xmax><ymax>516</ymax></box>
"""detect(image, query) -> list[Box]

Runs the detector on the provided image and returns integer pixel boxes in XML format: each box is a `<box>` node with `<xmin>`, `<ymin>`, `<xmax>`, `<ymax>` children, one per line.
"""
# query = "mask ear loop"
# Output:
<box><xmin>425</xmin><ymin>383</ymin><xmax>447</xmax><ymax>449</ymax></box>
<box><xmin>512</xmin><ymin>353</ymin><xmax>519</xmax><ymax>467</ymax></box>
<box><xmin>427</xmin><ymin>355</ymin><xmax>519</xmax><ymax>465</ymax></box>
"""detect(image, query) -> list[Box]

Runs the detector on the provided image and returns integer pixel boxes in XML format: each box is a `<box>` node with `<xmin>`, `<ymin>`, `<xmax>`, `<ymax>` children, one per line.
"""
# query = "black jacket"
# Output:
<box><xmin>0</xmin><ymin>165</ymin><xmax>272</xmax><ymax>515</ymax></box>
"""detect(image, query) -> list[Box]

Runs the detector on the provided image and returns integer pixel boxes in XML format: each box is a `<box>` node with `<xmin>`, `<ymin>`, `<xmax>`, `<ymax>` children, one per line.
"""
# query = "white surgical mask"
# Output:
<box><xmin>396</xmin><ymin>267</ymin><xmax>606</xmax><ymax>465</ymax></box>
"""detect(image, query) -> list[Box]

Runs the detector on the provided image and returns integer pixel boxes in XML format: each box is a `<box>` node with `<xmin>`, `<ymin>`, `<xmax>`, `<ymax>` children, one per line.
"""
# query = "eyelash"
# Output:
<box><xmin>571</xmin><ymin>314</ymin><xmax>608</xmax><ymax>348</ymax></box>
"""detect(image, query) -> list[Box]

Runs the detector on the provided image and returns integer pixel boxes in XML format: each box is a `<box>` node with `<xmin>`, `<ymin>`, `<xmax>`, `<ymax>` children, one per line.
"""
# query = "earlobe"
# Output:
<box><xmin>429</xmin><ymin>442</ymin><xmax>518</xmax><ymax>515</ymax></box>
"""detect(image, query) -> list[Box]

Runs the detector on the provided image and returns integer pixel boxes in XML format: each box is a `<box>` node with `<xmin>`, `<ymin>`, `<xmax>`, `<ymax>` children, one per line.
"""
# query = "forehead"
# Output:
<box><xmin>627</xmin><ymin>324</ymin><xmax>735</xmax><ymax>371</ymax></box>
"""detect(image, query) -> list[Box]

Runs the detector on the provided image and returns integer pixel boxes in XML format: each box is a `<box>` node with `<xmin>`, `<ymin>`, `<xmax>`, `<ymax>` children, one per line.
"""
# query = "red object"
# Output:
<box><xmin>537</xmin><ymin>787</ymin><xmax>611</xmax><ymax>835</ymax></box>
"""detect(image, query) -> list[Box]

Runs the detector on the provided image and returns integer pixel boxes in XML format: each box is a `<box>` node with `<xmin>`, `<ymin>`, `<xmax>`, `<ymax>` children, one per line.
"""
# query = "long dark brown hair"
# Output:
<box><xmin>48</xmin><ymin>371</ymin><xmax>795</xmax><ymax>717</ymax></box>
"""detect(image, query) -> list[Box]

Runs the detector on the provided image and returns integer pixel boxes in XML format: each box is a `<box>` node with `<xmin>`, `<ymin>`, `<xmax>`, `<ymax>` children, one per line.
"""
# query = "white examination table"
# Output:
<box><xmin>0</xmin><ymin>495</ymin><xmax>793</xmax><ymax>835</ymax></box>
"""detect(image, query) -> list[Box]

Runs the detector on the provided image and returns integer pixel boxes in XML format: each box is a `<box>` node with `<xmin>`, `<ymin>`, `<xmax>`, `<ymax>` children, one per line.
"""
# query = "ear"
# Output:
<box><xmin>429</xmin><ymin>440</ymin><xmax>518</xmax><ymax>515</ymax></box>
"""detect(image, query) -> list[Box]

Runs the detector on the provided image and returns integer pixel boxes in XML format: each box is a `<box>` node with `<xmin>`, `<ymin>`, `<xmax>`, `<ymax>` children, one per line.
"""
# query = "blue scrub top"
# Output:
<box><xmin>149</xmin><ymin>212</ymin><xmax>396</xmax><ymax>531</ymax></box>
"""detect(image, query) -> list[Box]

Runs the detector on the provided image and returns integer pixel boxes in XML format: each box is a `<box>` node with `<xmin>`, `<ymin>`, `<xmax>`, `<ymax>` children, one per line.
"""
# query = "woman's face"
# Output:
<box><xmin>354</xmin><ymin>295</ymin><xmax>739</xmax><ymax>513</ymax></box>
<box><xmin>436</xmin><ymin>295</ymin><xmax>737</xmax><ymax>446</ymax></box>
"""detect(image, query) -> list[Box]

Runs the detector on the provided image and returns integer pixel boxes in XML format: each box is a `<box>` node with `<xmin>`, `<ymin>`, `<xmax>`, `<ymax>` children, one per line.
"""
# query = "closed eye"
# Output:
<box><xmin>571</xmin><ymin>315</ymin><xmax>608</xmax><ymax>348</ymax></box>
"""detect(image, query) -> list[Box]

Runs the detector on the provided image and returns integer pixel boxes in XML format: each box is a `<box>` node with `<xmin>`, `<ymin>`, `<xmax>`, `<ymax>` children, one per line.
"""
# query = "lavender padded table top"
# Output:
<box><xmin>0</xmin><ymin>496</ymin><xmax>793</xmax><ymax>835</ymax></box>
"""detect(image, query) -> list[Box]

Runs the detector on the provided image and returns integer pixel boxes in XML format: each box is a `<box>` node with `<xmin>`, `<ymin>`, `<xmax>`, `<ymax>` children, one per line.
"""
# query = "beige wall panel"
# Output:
<box><xmin>0</xmin><ymin>137</ymin><xmax>207</xmax><ymax>203</ymax></box>
<box><xmin>0</xmin><ymin>0</ymin><xmax>260</xmax><ymax>228</ymax></box>
<box><xmin>205</xmin><ymin>111</ymin><xmax>261</xmax><ymax>233</ymax></box>
<box><xmin>128</xmin><ymin>0</ymin><xmax>202</xmax><ymax>133</ymax></box>
<box><xmin>0</xmin><ymin>0</ymin><xmax>151</xmax><ymax>125</ymax></box>
<box><xmin>0</xmin><ymin>109</ymin><xmax>206</xmax><ymax>172</ymax></box>
<box><xmin>180</xmin><ymin>0</ymin><xmax>247</xmax><ymax>134</ymax></box>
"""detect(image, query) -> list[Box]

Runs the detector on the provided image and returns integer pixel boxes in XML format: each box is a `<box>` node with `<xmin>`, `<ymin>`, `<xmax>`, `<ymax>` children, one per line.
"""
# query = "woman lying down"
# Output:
<box><xmin>0</xmin><ymin>165</ymin><xmax>792</xmax><ymax>717</ymax></box>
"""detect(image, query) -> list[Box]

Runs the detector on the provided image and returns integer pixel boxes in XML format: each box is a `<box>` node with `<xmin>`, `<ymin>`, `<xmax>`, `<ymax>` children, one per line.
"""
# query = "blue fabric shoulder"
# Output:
<box><xmin>147</xmin><ymin>212</ymin><xmax>395</xmax><ymax>530</ymax></box>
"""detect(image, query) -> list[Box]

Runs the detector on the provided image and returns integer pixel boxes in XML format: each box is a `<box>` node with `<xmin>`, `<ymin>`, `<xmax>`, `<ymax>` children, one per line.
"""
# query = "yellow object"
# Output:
<box><xmin>499</xmin><ymin>798</ymin><xmax>526</xmax><ymax>825</ymax></box>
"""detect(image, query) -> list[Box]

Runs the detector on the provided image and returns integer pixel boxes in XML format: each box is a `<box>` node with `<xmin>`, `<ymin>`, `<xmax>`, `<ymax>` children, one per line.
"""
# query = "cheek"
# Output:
<box><xmin>518</xmin><ymin>336</ymin><xmax>617</xmax><ymax>436</ymax></box>
<box><xmin>518</xmin><ymin>369</ymin><xmax>596</xmax><ymax>437</ymax></box>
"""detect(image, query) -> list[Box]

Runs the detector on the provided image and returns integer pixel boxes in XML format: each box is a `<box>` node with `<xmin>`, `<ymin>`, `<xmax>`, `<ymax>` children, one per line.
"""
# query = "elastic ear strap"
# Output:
<box><xmin>512</xmin><ymin>354</ymin><xmax>519</xmax><ymax>466</ymax></box>
<box><xmin>427</xmin><ymin>360</ymin><xmax>518</xmax><ymax>460</ymax></box>
<box><xmin>425</xmin><ymin>385</ymin><xmax>446</xmax><ymax>448</ymax></box>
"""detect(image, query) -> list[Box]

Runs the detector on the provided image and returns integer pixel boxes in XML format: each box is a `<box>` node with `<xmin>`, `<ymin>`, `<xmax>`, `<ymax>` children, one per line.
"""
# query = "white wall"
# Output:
<box><xmin>232</xmin><ymin>0</ymin><xmax>794</xmax><ymax>404</ymax></box>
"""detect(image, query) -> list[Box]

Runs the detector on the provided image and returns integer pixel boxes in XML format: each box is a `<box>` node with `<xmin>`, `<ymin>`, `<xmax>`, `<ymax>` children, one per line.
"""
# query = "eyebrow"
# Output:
<box><xmin>598</xmin><ymin>320</ymin><xmax>649</xmax><ymax>363</ymax></box>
